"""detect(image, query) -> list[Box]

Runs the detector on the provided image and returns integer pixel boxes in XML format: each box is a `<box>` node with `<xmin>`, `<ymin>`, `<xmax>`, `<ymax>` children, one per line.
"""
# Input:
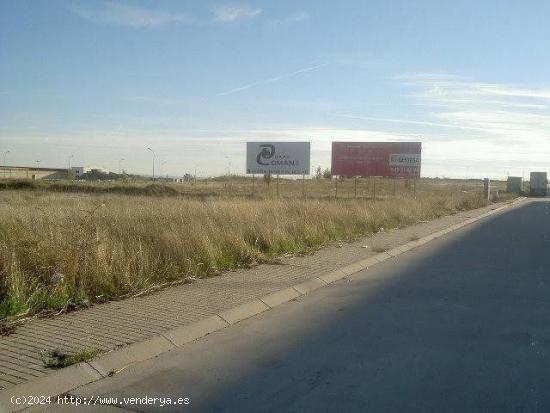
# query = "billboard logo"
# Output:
<box><xmin>257</xmin><ymin>144</ymin><xmax>276</xmax><ymax>165</ymax></box>
<box><xmin>389</xmin><ymin>154</ymin><xmax>421</xmax><ymax>166</ymax></box>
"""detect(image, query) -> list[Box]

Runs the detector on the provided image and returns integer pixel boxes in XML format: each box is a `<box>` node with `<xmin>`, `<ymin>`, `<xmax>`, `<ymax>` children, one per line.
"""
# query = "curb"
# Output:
<box><xmin>0</xmin><ymin>197</ymin><xmax>527</xmax><ymax>412</ymax></box>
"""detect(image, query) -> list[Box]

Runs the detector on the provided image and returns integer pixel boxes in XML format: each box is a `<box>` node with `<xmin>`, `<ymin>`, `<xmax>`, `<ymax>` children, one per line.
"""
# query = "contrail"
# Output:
<box><xmin>216</xmin><ymin>62</ymin><xmax>331</xmax><ymax>97</ymax></box>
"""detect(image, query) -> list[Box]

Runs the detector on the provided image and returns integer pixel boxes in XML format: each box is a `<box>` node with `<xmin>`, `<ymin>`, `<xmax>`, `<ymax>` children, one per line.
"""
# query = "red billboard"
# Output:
<box><xmin>331</xmin><ymin>142</ymin><xmax>421</xmax><ymax>178</ymax></box>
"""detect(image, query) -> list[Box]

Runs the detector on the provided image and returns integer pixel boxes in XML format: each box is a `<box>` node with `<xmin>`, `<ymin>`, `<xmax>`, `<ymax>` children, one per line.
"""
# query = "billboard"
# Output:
<box><xmin>246</xmin><ymin>142</ymin><xmax>310</xmax><ymax>175</ymax></box>
<box><xmin>331</xmin><ymin>142</ymin><xmax>421</xmax><ymax>178</ymax></box>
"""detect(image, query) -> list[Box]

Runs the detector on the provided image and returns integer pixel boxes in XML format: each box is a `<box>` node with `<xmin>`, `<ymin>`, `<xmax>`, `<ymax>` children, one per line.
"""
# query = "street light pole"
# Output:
<box><xmin>159</xmin><ymin>160</ymin><xmax>167</xmax><ymax>180</ymax></box>
<box><xmin>225</xmin><ymin>155</ymin><xmax>232</xmax><ymax>176</ymax></box>
<box><xmin>147</xmin><ymin>147</ymin><xmax>155</xmax><ymax>180</ymax></box>
<box><xmin>2</xmin><ymin>150</ymin><xmax>9</xmax><ymax>178</ymax></box>
<box><xmin>66</xmin><ymin>155</ymin><xmax>74</xmax><ymax>180</ymax></box>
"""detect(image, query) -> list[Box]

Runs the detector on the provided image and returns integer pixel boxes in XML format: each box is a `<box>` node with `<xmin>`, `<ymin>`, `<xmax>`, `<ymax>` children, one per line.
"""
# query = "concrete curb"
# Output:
<box><xmin>0</xmin><ymin>364</ymin><xmax>102</xmax><ymax>412</ymax></box>
<box><xmin>0</xmin><ymin>197</ymin><xmax>526</xmax><ymax>412</ymax></box>
<box><xmin>162</xmin><ymin>315</ymin><xmax>229</xmax><ymax>347</ymax></box>
<box><xmin>293</xmin><ymin>277</ymin><xmax>328</xmax><ymax>295</ymax></box>
<box><xmin>260</xmin><ymin>288</ymin><xmax>302</xmax><ymax>308</ymax></box>
<box><xmin>88</xmin><ymin>336</ymin><xmax>175</xmax><ymax>378</ymax></box>
<box><xmin>218</xmin><ymin>300</ymin><xmax>270</xmax><ymax>325</ymax></box>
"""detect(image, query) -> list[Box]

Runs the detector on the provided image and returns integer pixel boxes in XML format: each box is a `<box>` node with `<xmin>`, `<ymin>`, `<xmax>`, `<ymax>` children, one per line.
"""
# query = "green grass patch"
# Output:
<box><xmin>41</xmin><ymin>348</ymin><xmax>99</xmax><ymax>369</ymax></box>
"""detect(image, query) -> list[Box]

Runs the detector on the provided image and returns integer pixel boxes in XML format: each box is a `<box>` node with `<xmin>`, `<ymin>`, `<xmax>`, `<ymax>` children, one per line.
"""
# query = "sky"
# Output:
<box><xmin>1</xmin><ymin>0</ymin><xmax>550</xmax><ymax>178</ymax></box>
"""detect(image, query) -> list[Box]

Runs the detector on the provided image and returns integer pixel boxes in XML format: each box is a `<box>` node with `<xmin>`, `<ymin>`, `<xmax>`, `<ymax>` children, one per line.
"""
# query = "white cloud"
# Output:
<box><xmin>394</xmin><ymin>73</ymin><xmax>550</xmax><ymax>145</ymax></box>
<box><xmin>125</xmin><ymin>96</ymin><xmax>192</xmax><ymax>106</ymax></box>
<box><xmin>71</xmin><ymin>2</ymin><xmax>194</xmax><ymax>27</ymax></box>
<box><xmin>5</xmin><ymin>118</ymin><xmax>547</xmax><ymax>179</ymax></box>
<box><xmin>0</xmin><ymin>126</ymin><xmax>414</xmax><ymax>176</ymax></box>
<box><xmin>335</xmin><ymin>114</ymin><xmax>485</xmax><ymax>132</ymax></box>
<box><xmin>269</xmin><ymin>11</ymin><xmax>309</xmax><ymax>26</ymax></box>
<box><xmin>480</xmin><ymin>85</ymin><xmax>550</xmax><ymax>100</ymax></box>
<box><xmin>331</xmin><ymin>73</ymin><xmax>550</xmax><ymax>177</ymax></box>
<box><xmin>212</xmin><ymin>5</ymin><xmax>262</xmax><ymax>22</ymax></box>
<box><xmin>392</xmin><ymin>72</ymin><xmax>467</xmax><ymax>84</ymax></box>
<box><xmin>399</xmin><ymin>74</ymin><xmax>550</xmax><ymax>105</ymax></box>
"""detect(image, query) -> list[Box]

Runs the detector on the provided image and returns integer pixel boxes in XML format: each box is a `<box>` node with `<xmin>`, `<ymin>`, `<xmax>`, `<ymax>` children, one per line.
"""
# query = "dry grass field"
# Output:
<box><xmin>0</xmin><ymin>175</ymin><xmax>508</xmax><ymax>199</ymax></box>
<box><xmin>0</xmin><ymin>177</ymin><xmax>512</xmax><ymax>322</ymax></box>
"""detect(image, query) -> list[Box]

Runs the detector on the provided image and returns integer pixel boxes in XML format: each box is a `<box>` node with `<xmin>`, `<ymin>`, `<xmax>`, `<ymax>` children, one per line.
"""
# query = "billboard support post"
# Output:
<box><xmin>354</xmin><ymin>177</ymin><xmax>358</xmax><ymax>198</ymax></box>
<box><xmin>335</xmin><ymin>177</ymin><xmax>338</xmax><ymax>199</ymax></box>
<box><xmin>252</xmin><ymin>174</ymin><xmax>255</xmax><ymax>196</ymax></box>
<box><xmin>413</xmin><ymin>179</ymin><xmax>417</xmax><ymax>199</ymax></box>
<box><xmin>483</xmin><ymin>178</ymin><xmax>490</xmax><ymax>200</ymax></box>
<box><xmin>276</xmin><ymin>175</ymin><xmax>280</xmax><ymax>197</ymax></box>
<box><xmin>393</xmin><ymin>179</ymin><xmax>397</xmax><ymax>196</ymax></box>
<box><xmin>302</xmin><ymin>174</ymin><xmax>306</xmax><ymax>199</ymax></box>
<box><xmin>372</xmin><ymin>177</ymin><xmax>376</xmax><ymax>200</ymax></box>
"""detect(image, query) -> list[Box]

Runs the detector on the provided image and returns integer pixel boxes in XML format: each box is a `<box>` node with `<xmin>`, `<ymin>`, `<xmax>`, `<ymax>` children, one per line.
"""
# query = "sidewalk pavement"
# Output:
<box><xmin>0</xmin><ymin>201</ymin><xmax>518</xmax><ymax>392</ymax></box>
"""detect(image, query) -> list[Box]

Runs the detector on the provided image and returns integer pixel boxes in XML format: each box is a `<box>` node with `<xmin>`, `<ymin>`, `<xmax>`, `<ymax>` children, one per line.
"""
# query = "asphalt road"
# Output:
<box><xmin>58</xmin><ymin>200</ymin><xmax>550</xmax><ymax>412</ymax></box>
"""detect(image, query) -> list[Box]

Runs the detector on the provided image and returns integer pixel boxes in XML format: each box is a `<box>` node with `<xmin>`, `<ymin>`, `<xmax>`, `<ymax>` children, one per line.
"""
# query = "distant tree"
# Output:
<box><xmin>80</xmin><ymin>170</ymin><xmax>121</xmax><ymax>181</ymax></box>
<box><xmin>315</xmin><ymin>166</ymin><xmax>322</xmax><ymax>180</ymax></box>
<box><xmin>322</xmin><ymin>168</ymin><xmax>332</xmax><ymax>179</ymax></box>
<box><xmin>183</xmin><ymin>173</ymin><xmax>194</xmax><ymax>182</ymax></box>
<box><xmin>263</xmin><ymin>173</ymin><xmax>272</xmax><ymax>185</ymax></box>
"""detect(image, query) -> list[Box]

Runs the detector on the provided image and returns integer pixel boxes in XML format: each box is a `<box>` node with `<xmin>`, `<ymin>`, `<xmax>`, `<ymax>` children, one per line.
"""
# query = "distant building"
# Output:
<box><xmin>0</xmin><ymin>165</ymin><xmax>69</xmax><ymax>180</ymax></box>
<box><xmin>71</xmin><ymin>166</ymin><xmax>91</xmax><ymax>177</ymax></box>
<box><xmin>88</xmin><ymin>167</ymin><xmax>110</xmax><ymax>175</ymax></box>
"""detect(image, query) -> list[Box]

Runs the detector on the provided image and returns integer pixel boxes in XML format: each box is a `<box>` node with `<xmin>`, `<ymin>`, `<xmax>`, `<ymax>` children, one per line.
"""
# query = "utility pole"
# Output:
<box><xmin>147</xmin><ymin>147</ymin><xmax>155</xmax><ymax>181</ymax></box>
<box><xmin>119</xmin><ymin>158</ymin><xmax>125</xmax><ymax>175</ymax></box>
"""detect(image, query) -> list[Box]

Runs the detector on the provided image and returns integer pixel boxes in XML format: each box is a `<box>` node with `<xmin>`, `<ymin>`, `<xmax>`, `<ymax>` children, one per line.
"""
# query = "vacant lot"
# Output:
<box><xmin>0</xmin><ymin>175</ymin><xmax>507</xmax><ymax>199</ymax></box>
<box><xmin>0</xmin><ymin>178</ymin><xmax>511</xmax><ymax>321</ymax></box>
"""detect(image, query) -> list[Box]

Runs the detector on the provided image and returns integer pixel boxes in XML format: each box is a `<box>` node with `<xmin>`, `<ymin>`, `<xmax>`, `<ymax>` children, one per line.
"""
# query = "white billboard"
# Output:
<box><xmin>246</xmin><ymin>142</ymin><xmax>310</xmax><ymax>175</ymax></box>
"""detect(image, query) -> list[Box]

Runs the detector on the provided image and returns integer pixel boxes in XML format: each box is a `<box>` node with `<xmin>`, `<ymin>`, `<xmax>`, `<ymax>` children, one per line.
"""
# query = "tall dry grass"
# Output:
<box><xmin>0</xmin><ymin>190</ymin><xmax>494</xmax><ymax>320</ymax></box>
<box><xmin>0</xmin><ymin>176</ymin><xmax>509</xmax><ymax>199</ymax></box>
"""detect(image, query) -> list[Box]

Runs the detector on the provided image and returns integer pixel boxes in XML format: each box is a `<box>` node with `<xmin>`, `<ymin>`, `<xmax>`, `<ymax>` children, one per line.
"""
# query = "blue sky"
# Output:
<box><xmin>1</xmin><ymin>0</ymin><xmax>550</xmax><ymax>178</ymax></box>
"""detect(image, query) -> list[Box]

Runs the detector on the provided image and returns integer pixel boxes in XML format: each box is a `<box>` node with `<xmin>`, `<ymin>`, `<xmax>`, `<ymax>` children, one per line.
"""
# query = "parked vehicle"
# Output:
<box><xmin>529</xmin><ymin>172</ymin><xmax>548</xmax><ymax>197</ymax></box>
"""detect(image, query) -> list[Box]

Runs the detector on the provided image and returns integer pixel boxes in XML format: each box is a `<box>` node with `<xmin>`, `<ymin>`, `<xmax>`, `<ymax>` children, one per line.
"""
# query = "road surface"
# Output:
<box><xmin>52</xmin><ymin>200</ymin><xmax>550</xmax><ymax>412</ymax></box>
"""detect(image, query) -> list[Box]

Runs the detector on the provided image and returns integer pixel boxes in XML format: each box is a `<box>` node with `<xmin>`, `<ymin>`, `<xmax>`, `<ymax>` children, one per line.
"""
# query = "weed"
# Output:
<box><xmin>41</xmin><ymin>348</ymin><xmax>99</xmax><ymax>369</ymax></box>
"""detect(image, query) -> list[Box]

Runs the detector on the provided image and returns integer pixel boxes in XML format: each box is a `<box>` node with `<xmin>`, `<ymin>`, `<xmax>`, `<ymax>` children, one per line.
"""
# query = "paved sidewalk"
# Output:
<box><xmin>0</xmin><ymin>202</ymin><xmax>514</xmax><ymax>391</ymax></box>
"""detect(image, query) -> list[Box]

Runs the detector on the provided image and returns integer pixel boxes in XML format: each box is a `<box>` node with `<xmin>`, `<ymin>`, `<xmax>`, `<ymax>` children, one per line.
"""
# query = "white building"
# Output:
<box><xmin>71</xmin><ymin>166</ymin><xmax>91</xmax><ymax>177</ymax></box>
